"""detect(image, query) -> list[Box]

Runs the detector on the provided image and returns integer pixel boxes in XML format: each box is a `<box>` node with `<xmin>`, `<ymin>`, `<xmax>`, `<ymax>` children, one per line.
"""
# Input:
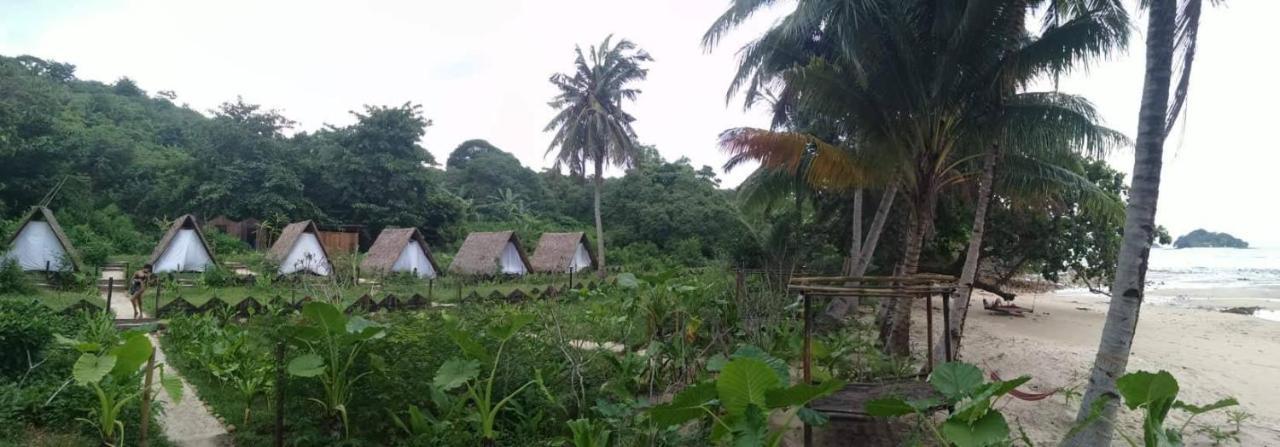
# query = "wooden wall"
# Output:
<box><xmin>318</xmin><ymin>230</ymin><xmax>359</xmax><ymax>253</ymax></box>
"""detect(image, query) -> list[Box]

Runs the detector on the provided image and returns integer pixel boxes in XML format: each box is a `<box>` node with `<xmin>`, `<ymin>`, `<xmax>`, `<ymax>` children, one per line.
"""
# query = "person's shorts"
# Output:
<box><xmin>129</xmin><ymin>282</ymin><xmax>141</xmax><ymax>296</ymax></box>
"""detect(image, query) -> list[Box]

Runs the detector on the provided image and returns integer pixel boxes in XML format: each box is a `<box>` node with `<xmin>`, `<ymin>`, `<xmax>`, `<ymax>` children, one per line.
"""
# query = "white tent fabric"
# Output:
<box><xmin>392</xmin><ymin>240</ymin><xmax>437</xmax><ymax>278</ymax></box>
<box><xmin>5</xmin><ymin>221</ymin><xmax>68</xmax><ymax>271</ymax></box>
<box><xmin>153</xmin><ymin>229</ymin><xmax>214</xmax><ymax>273</ymax></box>
<box><xmin>279</xmin><ymin>233</ymin><xmax>331</xmax><ymax>276</ymax></box>
<box><xmin>569</xmin><ymin>243</ymin><xmax>592</xmax><ymax>273</ymax></box>
<box><xmin>499</xmin><ymin>241</ymin><xmax>527</xmax><ymax>275</ymax></box>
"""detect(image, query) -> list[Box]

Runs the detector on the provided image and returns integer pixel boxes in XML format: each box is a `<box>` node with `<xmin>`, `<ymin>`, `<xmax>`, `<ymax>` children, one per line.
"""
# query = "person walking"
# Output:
<box><xmin>128</xmin><ymin>264</ymin><xmax>153</xmax><ymax>319</ymax></box>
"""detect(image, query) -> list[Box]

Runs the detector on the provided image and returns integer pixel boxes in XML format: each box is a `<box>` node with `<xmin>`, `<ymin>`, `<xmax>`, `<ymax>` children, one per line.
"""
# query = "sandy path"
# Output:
<box><xmin>102</xmin><ymin>267</ymin><xmax>231</xmax><ymax>447</ymax></box>
<box><xmin>947</xmin><ymin>291</ymin><xmax>1280</xmax><ymax>445</ymax></box>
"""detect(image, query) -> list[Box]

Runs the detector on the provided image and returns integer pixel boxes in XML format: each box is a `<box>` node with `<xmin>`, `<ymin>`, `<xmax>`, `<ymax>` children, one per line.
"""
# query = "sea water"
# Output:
<box><xmin>1146</xmin><ymin>247</ymin><xmax>1280</xmax><ymax>321</ymax></box>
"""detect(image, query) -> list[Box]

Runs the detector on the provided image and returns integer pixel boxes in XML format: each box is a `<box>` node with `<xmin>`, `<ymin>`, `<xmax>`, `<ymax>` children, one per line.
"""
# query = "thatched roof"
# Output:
<box><xmin>530</xmin><ymin>232</ymin><xmax>596</xmax><ymax>273</ymax></box>
<box><xmin>361</xmin><ymin>228</ymin><xmax>441</xmax><ymax>275</ymax></box>
<box><xmin>148</xmin><ymin>214</ymin><xmax>218</xmax><ymax>267</ymax></box>
<box><xmin>6</xmin><ymin>206</ymin><xmax>81</xmax><ymax>271</ymax></box>
<box><xmin>268</xmin><ymin>220</ymin><xmax>328</xmax><ymax>262</ymax></box>
<box><xmin>448</xmin><ymin>231</ymin><xmax>531</xmax><ymax>276</ymax></box>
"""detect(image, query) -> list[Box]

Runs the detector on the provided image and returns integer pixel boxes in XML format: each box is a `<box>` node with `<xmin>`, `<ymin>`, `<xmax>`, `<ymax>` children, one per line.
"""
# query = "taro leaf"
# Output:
<box><xmin>347</xmin><ymin>316</ymin><xmax>386</xmax><ymax>340</ymax></box>
<box><xmin>159</xmin><ymin>365</ymin><xmax>184</xmax><ymax>403</ymax></box>
<box><xmin>730</xmin><ymin>405</ymin><xmax>767</xmax><ymax>447</ymax></box>
<box><xmin>731</xmin><ymin>345</ymin><xmax>789</xmax><ymax>384</ymax></box>
<box><xmin>1116</xmin><ymin>370</ymin><xmax>1180</xmax><ymax>410</ymax></box>
<box><xmin>765</xmin><ymin>379</ymin><xmax>844</xmax><ymax>409</ymax></box>
<box><xmin>302</xmin><ymin>301</ymin><xmax>346</xmax><ymax>334</ymax></box>
<box><xmin>648</xmin><ymin>381</ymin><xmax>717</xmax><ymax>427</ymax></box>
<box><xmin>1173</xmin><ymin>398</ymin><xmax>1238</xmax><ymax>415</ymax></box>
<box><xmin>717</xmin><ymin>358</ymin><xmax>780</xmax><ymax>417</ymax></box>
<box><xmin>707</xmin><ymin>353</ymin><xmax>729</xmax><ymax>372</ymax></box>
<box><xmin>434</xmin><ymin>359</ymin><xmax>480</xmax><ymax>391</ymax></box>
<box><xmin>445</xmin><ymin>321</ymin><xmax>490</xmax><ymax>364</ymax></box>
<box><xmin>110</xmin><ymin>333</ymin><xmax>153</xmax><ymax>377</ymax></box>
<box><xmin>941</xmin><ymin>410</ymin><xmax>1009</xmax><ymax>447</ymax></box>
<box><xmin>796</xmin><ymin>407</ymin><xmax>829</xmax><ymax>426</ymax></box>
<box><xmin>287</xmin><ymin>353</ymin><xmax>325</xmax><ymax>378</ymax></box>
<box><xmin>55</xmin><ymin>334</ymin><xmax>99</xmax><ymax>353</ymax></box>
<box><xmin>865</xmin><ymin>397</ymin><xmax>915</xmax><ymax>417</ymax></box>
<box><xmin>369</xmin><ymin>353</ymin><xmax>388</xmax><ymax>375</ymax></box>
<box><xmin>953</xmin><ymin>376</ymin><xmax>1030</xmax><ymax>424</ymax></box>
<box><xmin>491</xmin><ymin>313</ymin><xmax>535</xmax><ymax>342</ymax></box>
<box><xmin>73</xmin><ymin>353</ymin><xmax>116</xmax><ymax>385</ymax></box>
<box><xmin>930</xmin><ymin>362</ymin><xmax>985</xmax><ymax>401</ymax></box>
<box><xmin>616</xmin><ymin>273</ymin><xmax>640</xmax><ymax>289</ymax></box>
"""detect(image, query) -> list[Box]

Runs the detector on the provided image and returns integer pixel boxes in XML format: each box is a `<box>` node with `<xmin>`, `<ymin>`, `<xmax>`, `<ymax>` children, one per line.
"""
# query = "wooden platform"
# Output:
<box><xmin>810</xmin><ymin>381</ymin><xmax>941</xmax><ymax>420</ymax></box>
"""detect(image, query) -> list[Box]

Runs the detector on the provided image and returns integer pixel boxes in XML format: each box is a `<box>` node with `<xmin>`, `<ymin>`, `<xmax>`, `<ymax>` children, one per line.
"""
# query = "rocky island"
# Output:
<box><xmin>1173</xmin><ymin>229</ymin><xmax>1249</xmax><ymax>248</ymax></box>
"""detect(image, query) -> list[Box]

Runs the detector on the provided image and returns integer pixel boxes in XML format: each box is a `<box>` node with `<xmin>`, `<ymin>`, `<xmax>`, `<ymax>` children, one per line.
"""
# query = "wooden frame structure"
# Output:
<box><xmin>787</xmin><ymin>274</ymin><xmax>957</xmax><ymax>446</ymax></box>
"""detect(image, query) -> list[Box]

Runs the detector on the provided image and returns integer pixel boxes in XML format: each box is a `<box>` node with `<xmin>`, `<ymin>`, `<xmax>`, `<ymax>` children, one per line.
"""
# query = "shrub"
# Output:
<box><xmin>0</xmin><ymin>257</ymin><xmax>35</xmax><ymax>295</ymax></box>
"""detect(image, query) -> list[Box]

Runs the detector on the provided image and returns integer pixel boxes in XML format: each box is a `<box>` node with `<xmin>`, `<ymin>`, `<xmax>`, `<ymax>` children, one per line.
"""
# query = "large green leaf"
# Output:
<box><xmin>765</xmin><ymin>379</ymin><xmax>844</xmax><ymax>409</ymax></box>
<box><xmin>73</xmin><ymin>353</ymin><xmax>116</xmax><ymax>385</ymax></box>
<box><xmin>865</xmin><ymin>397</ymin><xmax>915</xmax><ymax>417</ymax></box>
<box><xmin>110</xmin><ymin>333</ymin><xmax>153</xmax><ymax>378</ymax></box>
<box><xmin>616</xmin><ymin>272</ymin><xmax>640</xmax><ymax>289</ymax></box>
<box><xmin>287</xmin><ymin>353</ymin><xmax>325</xmax><ymax>377</ymax></box>
<box><xmin>433</xmin><ymin>359</ymin><xmax>480</xmax><ymax>391</ymax></box>
<box><xmin>445</xmin><ymin>322</ymin><xmax>490</xmax><ymax>364</ymax></box>
<box><xmin>159</xmin><ymin>366</ymin><xmax>184</xmax><ymax>403</ymax></box>
<box><xmin>930</xmin><ymin>362</ymin><xmax>985</xmax><ymax>401</ymax></box>
<box><xmin>302</xmin><ymin>301</ymin><xmax>346</xmax><ymax>334</ymax></box>
<box><xmin>648</xmin><ymin>381</ymin><xmax>718</xmax><ymax>427</ymax></box>
<box><xmin>1173</xmin><ymin>398</ymin><xmax>1238</xmax><ymax>415</ymax></box>
<box><xmin>717</xmin><ymin>358</ymin><xmax>780</xmax><ymax>417</ymax></box>
<box><xmin>731</xmin><ymin>345</ymin><xmax>789</xmax><ymax>384</ymax></box>
<box><xmin>491</xmin><ymin>313</ymin><xmax>535</xmax><ymax>342</ymax></box>
<box><xmin>1116</xmin><ymin>370</ymin><xmax>1180</xmax><ymax>410</ymax></box>
<box><xmin>730</xmin><ymin>405</ymin><xmax>767</xmax><ymax>447</ymax></box>
<box><xmin>941</xmin><ymin>410</ymin><xmax>1010</xmax><ymax>447</ymax></box>
<box><xmin>347</xmin><ymin>316</ymin><xmax>386</xmax><ymax>340</ymax></box>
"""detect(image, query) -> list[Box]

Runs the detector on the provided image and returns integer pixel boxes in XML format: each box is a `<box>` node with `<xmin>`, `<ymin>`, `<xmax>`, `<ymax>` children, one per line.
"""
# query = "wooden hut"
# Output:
<box><xmin>207</xmin><ymin>216</ymin><xmax>262</xmax><ymax>249</ymax></box>
<box><xmin>149</xmin><ymin>214</ymin><xmax>217</xmax><ymax>273</ymax></box>
<box><xmin>448</xmin><ymin>231</ymin><xmax>531</xmax><ymax>277</ymax></box>
<box><xmin>361</xmin><ymin>228</ymin><xmax>441</xmax><ymax>279</ymax></box>
<box><xmin>268</xmin><ymin>221</ymin><xmax>331</xmax><ymax>276</ymax></box>
<box><xmin>530</xmin><ymin>232</ymin><xmax>596</xmax><ymax>274</ymax></box>
<box><xmin>3</xmin><ymin>207</ymin><xmax>80</xmax><ymax>272</ymax></box>
<box><xmin>317</xmin><ymin>224</ymin><xmax>363</xmax><ymax>254</ymax></box>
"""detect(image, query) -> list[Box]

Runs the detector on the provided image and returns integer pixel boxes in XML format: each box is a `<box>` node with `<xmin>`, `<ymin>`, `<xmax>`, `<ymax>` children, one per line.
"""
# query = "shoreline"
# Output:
<box><xmin>951</xmin><ymin>290</ymin><xmax>1280</xmax><ymax>445</ymax></box>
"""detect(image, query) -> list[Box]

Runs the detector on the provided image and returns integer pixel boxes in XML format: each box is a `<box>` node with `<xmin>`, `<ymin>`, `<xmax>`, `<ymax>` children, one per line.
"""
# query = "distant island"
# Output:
<box><xmin>1173</xmin><ymin>229</ymin><xmax>1249</xmax><ymax>249</ymax></box>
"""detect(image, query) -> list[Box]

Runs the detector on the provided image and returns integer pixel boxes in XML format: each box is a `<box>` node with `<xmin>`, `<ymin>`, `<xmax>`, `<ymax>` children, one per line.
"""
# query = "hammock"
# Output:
<box><xmin>990</xmin><ymin>371</ymin><xmax>1057</xmax><ymax>401</ymax></box>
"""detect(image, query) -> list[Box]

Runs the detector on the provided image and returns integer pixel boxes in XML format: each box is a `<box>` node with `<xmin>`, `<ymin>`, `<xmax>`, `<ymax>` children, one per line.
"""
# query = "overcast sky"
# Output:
<box><xmin>2</xmin><ymin>1</ymin><xmax>1276</xmax><ymax>247</ymax></box>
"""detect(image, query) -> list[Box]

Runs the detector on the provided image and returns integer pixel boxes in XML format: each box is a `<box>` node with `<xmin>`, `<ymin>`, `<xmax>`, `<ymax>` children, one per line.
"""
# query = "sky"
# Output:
<box><xmin>2</xmin><ymin>0</ymin><xmax>1277</xmax><ymax>247</ymax></box>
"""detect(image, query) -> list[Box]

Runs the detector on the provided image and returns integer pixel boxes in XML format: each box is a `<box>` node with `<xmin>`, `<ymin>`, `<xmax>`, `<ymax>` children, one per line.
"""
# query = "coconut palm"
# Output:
<box><xmin>1065</xmin><ymin>0</ymin><xmax>1214</xmax><ymax>444</ymax></box>
<box><xmin>545</xmin><ymin>35</ymin><xmax>652</xmax><ymax>278</ymax></box>
<box><xmin>707</xmin><ymin>0</ymin><xmax>1130</xmax><ymax>354</ymax></box>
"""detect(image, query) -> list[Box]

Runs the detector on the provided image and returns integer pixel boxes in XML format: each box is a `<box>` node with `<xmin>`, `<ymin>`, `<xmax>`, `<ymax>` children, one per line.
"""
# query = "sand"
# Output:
<box><xmin>950</xmin><ymin>290</ymin><xmax>1280</xmax><ymax>445</ymax></box>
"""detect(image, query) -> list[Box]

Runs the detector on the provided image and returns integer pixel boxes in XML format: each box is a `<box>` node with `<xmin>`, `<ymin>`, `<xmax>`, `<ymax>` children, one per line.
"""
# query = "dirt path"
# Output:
<box><xmin>102</xmin><ymin>266</ymin><xmax>232</xmax><ymax>447</ymax></box>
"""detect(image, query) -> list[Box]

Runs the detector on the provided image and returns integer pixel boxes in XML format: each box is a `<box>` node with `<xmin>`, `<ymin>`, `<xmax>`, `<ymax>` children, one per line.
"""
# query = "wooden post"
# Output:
<box><xmin>942</xmin><ymin>292</ymin><xmax>953</xmax><ymax>363</ymax></box>
<box><xmin>568</xmin><ymin>267</ymin><xmax>574</xmax><ymax>291</ymax></box>
<box><xmin>802</xmin><ymin>292</ymin><xmax>813</xmax><ymax>447</ymax></box>
<box><xmin>275</xmin><ymin>342</ymin><xmax>286</xmax><ymax>447</ymax></box>
<box><xmin>428</xmin><ymin>279</ymin><xmax>434</xmax><ymax>303</ymax></box>
<box><xmin>106</xmin><ymin>277</ymin><xmax>114</xmax><ymax>314</ymax></box>
<box><xmin>154</xmin><ymin>279</ymin><xmax>162</xmax><ymax>319</ymax></box>
<box><xmin>926</xmin><ymin>294</ymin><xmax>934</xmax><ymax>373</ymax></box>
<box><xmin>139</xmin><ymin>352</ymin><xmax>156</xmax><ymax>447</ymax></box>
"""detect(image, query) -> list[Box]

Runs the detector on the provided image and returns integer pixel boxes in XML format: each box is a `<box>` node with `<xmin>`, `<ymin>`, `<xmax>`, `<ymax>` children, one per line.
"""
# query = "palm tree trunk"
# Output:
<box><xmin>1065</xmin><ymin>1</ymin><xmax>1177</xmax><ymax>444</ymax></box>
<box><xmin>846</xmin><ymin>189</ymin><xmax>864</xmax><ymax>275</ymax></box>
<box><xmin>885</xmin><ymin>189</ymin><xmax>933</xmax><ymax>357</ymax></box>
<box><xmin>593</xmin><ymin>158</ymin><xmax>607</xmax><ymax>279</ymax></box>
<box><xmin>825</xmin><ymin>185</ymin><xmax>898</xmax><ymax>321</ymax></box>
<box><xmin>931</xmin><ymin>145</ymin><xmax>998</xmax><ymax>369</ymax></box>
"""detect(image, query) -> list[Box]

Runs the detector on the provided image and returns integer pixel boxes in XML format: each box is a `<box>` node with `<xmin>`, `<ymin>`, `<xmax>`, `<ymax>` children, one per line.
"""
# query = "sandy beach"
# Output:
<box><xmin>955</xmin><ymin>290</ymin><xmax>1280</xmax><ymax>445</ymax></box>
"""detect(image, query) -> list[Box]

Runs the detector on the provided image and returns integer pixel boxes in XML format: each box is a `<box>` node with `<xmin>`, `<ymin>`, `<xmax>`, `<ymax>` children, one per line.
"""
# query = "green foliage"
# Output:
<box><xmin>435</xmin><ymin>312</ymin><xmax>542</xmax><ymax>444</ymax></box>
<box><xmin>566</xmin><ymin>418</ymin><xmax>612</xmax><ymax>447</ymax></box>
<box><xmin>57</xmin><ymin>328</ymin><xmax>182</xmax><ymax>446</ymax></box>
<box><xmin>285</xmin><ymin>301</ymin><xmax>387</xmax><ymax>439</ymax></box>
<box><xmin>446</xmin><ymin>139</ymin><xmax>548</xmax><ymax>217</ymax></box>
<box><xmin>1107</xmin><ymin>370</ymin><xmax>1238</xmax><ymax>447</ymax></box>
<box><xmin>648</xmin><ymin>348</ymin><xmax>843</xmax><ymax>447</ymax></box>
<box><xmin>0</xmin><ymin>257</ymin><xmax>35</xmax><ymax>295</ymax></box>
<box><xmin>866</xmin><ymin>362</ymin><xmax>1027</xmax><ymax>447</ymax></box>
<box><xmin>1173</xmin><ymin>229</ymin><xmax>1249</xmax><ymax>249</ymax></box>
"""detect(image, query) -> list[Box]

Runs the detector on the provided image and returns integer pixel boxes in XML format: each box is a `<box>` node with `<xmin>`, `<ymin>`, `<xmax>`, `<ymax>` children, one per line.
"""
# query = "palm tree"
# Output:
<box><xmin>1065</xmin><ymin>0</ymin><xmax>1213</xmax><ymax>443</ymax></box>
<box><xmin>545</xmin><ymin>36</ymin><xmax>652</xmax><ymax>278</ymax></box>
<box><xmin>707</xmin><ymin>0</ymin><xmax>1129</xmax><ymax>355</ymax></box>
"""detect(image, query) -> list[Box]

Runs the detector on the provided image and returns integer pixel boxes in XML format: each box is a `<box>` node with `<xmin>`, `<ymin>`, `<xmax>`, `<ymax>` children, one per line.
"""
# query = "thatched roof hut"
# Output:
<box><xmin>268</xmin><ymin>220</ymin><xmax>332</xmax><ymax>276</ymax></box>
<box><xmin>361</xmin><ymin>228</ymin><xmax>441</xmax><ymax>279</ymax></box>
<box><xmin>448</xmin><ymin>231</ymin><xmax>531</xmax><ymax>276</ymax></box>
<box><xmin>148</xmin><ymin>214</ymin><xmax>217</xmax><ymax>273</ymax></box>
<box><xmin>530</xmin><ymin>232</ymin><xmax>596</xmax><ymax>274</ymax></box>
<box><xmin>3</xmin><ymin>206</ymin><xmax>81</xmax><ymax>272</ymax></box>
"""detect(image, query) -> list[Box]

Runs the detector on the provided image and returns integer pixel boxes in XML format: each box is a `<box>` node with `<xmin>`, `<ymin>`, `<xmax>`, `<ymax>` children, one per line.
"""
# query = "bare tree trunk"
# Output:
<box><xmin>846</xmin><ymin>189</ymin><xmax>864</xmax><ymax>275</ymax></box>
<box><xmin>1065</xmin><ymin>1</ymin><xmax>1177</xmax><ymax>444</ymax></box>
<box><xmin>824</xmin><ymin>185</ymin><xmax>898</xmax><ymax>321</ymax></box>
<box><xmin>593</xmin><ymin>158</ymin><xmax>607</xmax><ymax>279</ymax></box>
<box><xmin>885</xmin><ymin>190</ymin><xmax>933</xmax><ymax>357</ymax></box>
<box><xmin>931</xmin><ymin>144</ymin><xmax>998</xmax><ymax>369</ymax></box>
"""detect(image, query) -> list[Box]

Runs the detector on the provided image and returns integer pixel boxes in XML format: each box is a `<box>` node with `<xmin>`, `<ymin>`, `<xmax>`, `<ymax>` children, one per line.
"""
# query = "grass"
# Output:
<box><xmin>0</xmin><ymin>288</ymin><xmax>102</xmax><ymax>311</ymax></box>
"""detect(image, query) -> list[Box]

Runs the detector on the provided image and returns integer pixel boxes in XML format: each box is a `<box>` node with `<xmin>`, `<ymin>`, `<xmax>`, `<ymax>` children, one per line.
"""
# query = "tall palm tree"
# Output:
<box><xmin>545</xmin><ymin>36</ymin><xmax>652</xmax><ymax>278</ymax></box>
<box><xmin>707</xmin><ymin>0</ymin><xmax>1129</xmax><ymax>354</ymax></box>
<box><xmin>1065</xmin><ymin>0</ymin><xmax>1213</xmax><ymax>443</ymax></box>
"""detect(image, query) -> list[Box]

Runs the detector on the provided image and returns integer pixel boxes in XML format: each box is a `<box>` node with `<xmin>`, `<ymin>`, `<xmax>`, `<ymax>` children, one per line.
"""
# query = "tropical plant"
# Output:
<box><xmin>866</xmin><ymin>362</ymin><xmax>1028</xmax><ymax>447</ymax></box>
<box><xmin>545</xmin><ymin>35</ymin><xmax>652</xmax><ymax>278</ymax></box>
<box><xmin>1069</xmin><ymin>370</ymin><xmax>1237</xmax><ymax>447</ymax></box>
<box><xmin>434</xmin><ymin>312</ymin><xmax>541</xmax><ymax>445</ymax></box>
<box><xmin>57</xmin><ymin>330</ymin><xmax>181</xmax><ymax>446</ymax></box>
<box><xmin>566</xmin><ymin>418</ymin><xmax>612</xmax><ymax>447</ymax></box>
<box><xmin>285</xmin><ymin>301</ymin><xmax>387</xmax><ymax>439</ymax></box>
<box><xmin>648</xmin><ymin>346</ymin><xmax>843</xmax><ymax>447</ymax></box>
<box><xmin>1067</xmin><ymin>0</ymin><xmax>1217</xmax><ymax>443</ymax></box>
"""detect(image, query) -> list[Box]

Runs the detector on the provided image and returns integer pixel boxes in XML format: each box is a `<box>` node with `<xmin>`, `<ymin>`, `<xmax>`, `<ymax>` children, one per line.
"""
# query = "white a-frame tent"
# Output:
<box><xmin>268</xmin><ymin>220</ymin><xmax>332</xmax><ymax>276</ymax></box>
<box><xmin>149</xmin><ymin>215</ymin><xmax>217</xmax><ymax>273</ymax></box>
<box><xmin>361</xmin><ymin>228</ymin><xmax>442</xmax><ymax>279</ymax></box>
<box><xmin>3</xmin><ymin>207</ymin><xmax>81</xmax><ymax>272</ymax></box>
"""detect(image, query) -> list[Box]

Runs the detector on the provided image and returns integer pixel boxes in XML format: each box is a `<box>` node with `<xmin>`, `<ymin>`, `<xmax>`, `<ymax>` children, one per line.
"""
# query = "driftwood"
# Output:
<box><xmin>973</xmin><ymin>280</ymin><xmax>1017</xmax><ymax>301</ymax></box>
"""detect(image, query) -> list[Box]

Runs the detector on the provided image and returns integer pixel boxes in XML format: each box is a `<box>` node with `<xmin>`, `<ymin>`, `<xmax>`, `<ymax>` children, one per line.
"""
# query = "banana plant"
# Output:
<box><xmin>285</xmin><ymin>301</ymin><xmax>387</xmax><ymax>439</ymax></box>
<box><xmin>434</xmin><ymin>312</ymin><xmax>540</xmax><ymax>446</ymax></box>
<box><xmin>648</xmin><ymin>346</ymin><xmax>844</xmax><ymax>446</ymax></box>
<box><xmin>58</xmin><ymin>331</ymin><xmax>182</xmax><ymax>446</ymax></box>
